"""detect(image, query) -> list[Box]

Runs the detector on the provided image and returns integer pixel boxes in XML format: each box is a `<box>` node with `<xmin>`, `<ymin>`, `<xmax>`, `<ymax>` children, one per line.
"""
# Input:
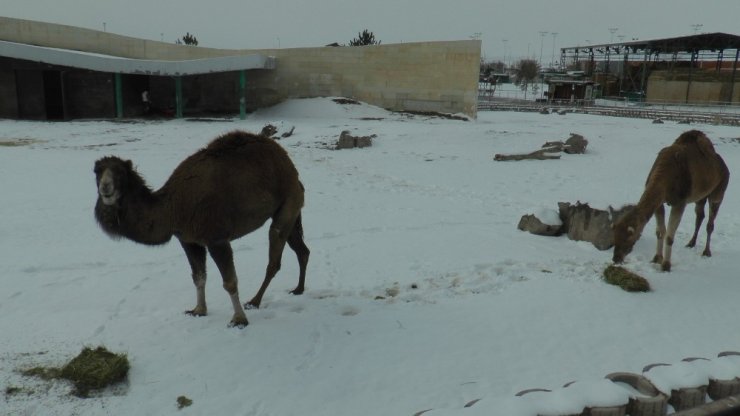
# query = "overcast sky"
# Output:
<box><xmin>3</xmin><ymin>0</ymin><xmax>738</xmax><ymax>66</ymax></box>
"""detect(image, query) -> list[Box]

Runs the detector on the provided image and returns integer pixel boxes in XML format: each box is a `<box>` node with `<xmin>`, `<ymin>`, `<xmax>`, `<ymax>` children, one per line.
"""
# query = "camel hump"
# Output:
<box><xmin>205</xmin><ymin>130</ymin><xmax>276</xmax><ymax>154</ymax></box>
<box><xmin>673</xmin><ymin>130</ymin><xmax>717</xmax><ymax>158</ymax></box>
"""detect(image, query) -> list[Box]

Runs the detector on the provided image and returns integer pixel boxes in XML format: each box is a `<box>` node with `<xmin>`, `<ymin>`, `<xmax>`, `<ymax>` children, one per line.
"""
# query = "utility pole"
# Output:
<box><xmin>502</xmin><ymin>39</ymin><xmax>508</xmax><ymax>68</ymax></box>
<box><xmin>539</xmin><ymin>31</ymin><xmax>548</xmax><ymax>66</ymax></box>
<box><xmin>608</xmin><ymin>28</ymin><xmax>618</xmax><ymax>43</ymax></box>
<box><xmin>550</xmin><ymin>32</ymin><xmax>558</xmax><ymax>69</ymax></box>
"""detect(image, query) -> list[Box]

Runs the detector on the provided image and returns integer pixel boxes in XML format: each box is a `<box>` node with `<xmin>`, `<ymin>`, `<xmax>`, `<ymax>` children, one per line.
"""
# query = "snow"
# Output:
<box><xmin>1</xmin><ymin>98</ymin><xmax>740</xmax><ymax>415</ymax></box>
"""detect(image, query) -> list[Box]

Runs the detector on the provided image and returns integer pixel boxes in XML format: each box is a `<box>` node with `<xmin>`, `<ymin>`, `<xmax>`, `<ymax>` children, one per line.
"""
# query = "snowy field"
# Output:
<box><xmin>1</xmin><ymin>98</ymin><xmax>740</xmax><ymax>415</ymax></box>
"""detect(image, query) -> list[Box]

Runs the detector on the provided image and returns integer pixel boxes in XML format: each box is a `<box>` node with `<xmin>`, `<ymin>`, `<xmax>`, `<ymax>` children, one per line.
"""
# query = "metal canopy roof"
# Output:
<box><xmin>0</xmin><ymin>40</ymin><xmax>276</xmax><ymax>75</ymax></box>
<box><xmin>564</xmin><ymin>32</ymin><xmax>740</xmax><ymax>54</ymax></box>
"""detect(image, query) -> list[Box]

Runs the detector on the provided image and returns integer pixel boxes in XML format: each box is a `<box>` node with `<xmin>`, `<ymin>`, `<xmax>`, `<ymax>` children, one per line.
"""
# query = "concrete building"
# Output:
<box><xmin>0</xmin><ymin>17</ymin><xmax>481</xmax><ymax>120</ymax></box>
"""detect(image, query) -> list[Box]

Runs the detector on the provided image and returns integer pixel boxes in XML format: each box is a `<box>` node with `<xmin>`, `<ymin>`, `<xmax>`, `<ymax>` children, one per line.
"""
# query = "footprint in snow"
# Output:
<box><xmin>339</xmin><ymin>305</ymin><xmax>360</xmax><ymax>316</ymax></box>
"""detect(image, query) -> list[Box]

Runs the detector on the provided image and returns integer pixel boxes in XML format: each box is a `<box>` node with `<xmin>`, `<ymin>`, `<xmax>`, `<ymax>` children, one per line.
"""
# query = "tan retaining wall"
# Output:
<box><xmin>0</xmin><ymin>17</ymin><xmax>481</xmax><ymax>117</ymax></box>
<box><xmin>647</xmin><ymin>69</ymin><xmax>740</xmax><ymax>104</ymax></box>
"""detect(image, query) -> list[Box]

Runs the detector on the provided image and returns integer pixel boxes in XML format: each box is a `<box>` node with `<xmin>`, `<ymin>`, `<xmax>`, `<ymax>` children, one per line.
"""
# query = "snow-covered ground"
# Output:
<box><xmin>1</xmin><ymin>98</ymin><xmax>739</xmax><ymax>415</ymax></box>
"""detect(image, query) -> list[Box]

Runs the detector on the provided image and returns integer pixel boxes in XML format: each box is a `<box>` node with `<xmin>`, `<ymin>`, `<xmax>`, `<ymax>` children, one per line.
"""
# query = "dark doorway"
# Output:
<box><xmin>15</xmin><ymin>70</ymin><xmax>45</xmax><ymax>120</ymax></box>
<box><xmin>123</xmin><ymin>74</ymin><xmax>151</xmax><ymax>116</ymax></box>
<box><xmin>43</xmin><ymin>70</ymin><xmax>64</xmax><ymax>119</ymax></box>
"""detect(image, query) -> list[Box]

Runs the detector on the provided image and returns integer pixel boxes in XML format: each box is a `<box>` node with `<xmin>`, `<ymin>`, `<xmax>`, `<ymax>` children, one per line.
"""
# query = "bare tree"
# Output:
<box><xmin>513</xmin><ymin>59</ymin><xmax>540</xmax><ymax>99</ymax></box>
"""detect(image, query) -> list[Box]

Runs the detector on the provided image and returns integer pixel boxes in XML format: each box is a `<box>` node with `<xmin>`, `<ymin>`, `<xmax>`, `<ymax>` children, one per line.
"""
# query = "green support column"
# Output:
<box><xmin>175</xmin><ymin>76</ymin><xmax>183</xmax><ymax>118</ymax></box>
<box><xmin>239</xmin><ymin>70</ymin><xmax>246</xmax><ymax>120</ymax></box>
<box><xmin>639</xmin><ymin>50</ymin><xmax>649</xmax><ymax>100</ymax></box>
<box><xmin>729</xmin><ymin>49</ymin><xmax>739</xmax><ymax>104</ymax></box>
<box><xmin>686</xmin><ymin>51</ymin><xmax>697</xmax><ymax>104</ymax></box>
<box><xmin>114</xmin><ymin>73</ymin><xmax>123</xmax><ymax>119</ymax></box>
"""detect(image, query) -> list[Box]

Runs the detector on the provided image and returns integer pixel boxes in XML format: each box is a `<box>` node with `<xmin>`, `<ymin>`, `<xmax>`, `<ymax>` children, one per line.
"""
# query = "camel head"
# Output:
<box><xmin>611</xmin><ymin>211</ymin><xmax>642</xmax><ymax>264</ymax></box>
<box><xmin>94</xmin><ymin>156</ymin><xmax>133</xmax><ymax>206</ymax></box>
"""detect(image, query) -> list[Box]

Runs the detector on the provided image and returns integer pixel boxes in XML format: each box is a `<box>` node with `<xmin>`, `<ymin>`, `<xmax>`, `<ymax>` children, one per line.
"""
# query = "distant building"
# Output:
<box><xmin>0</xmin><ymin>40</ymin><xmax>273</xmax><ymax>120</ymax></box>
<box><xmin>559</xmin><ymin>33</ymin><xmax>740</xmax><ymax>104</ymax></box>
<box><xmin>0</xmin><ymin>17</ymin><xmax>481</xmax><ymax>120</ymax></box>
<box><xmin>546</xmin><ymin>79</ymin><xmax>596</xmax><ymax>103</ymax></box>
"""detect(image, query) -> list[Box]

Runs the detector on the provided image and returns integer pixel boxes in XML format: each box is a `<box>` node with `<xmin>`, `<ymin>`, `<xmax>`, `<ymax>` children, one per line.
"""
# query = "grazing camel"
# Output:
<box><xmin>94</xmin><ymin>130</ymin><xmax>309</xmax><ymax>327</ymax></box>
<box><xmin>612</xmin><ymin>130</ymin><xmax>729</xmax><ymax>271</ymax></box>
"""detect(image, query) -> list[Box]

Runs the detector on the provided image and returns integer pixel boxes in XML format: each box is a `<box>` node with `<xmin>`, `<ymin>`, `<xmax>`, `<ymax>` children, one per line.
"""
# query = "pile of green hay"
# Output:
<box><xmin>21</xmin><ymin>346</ymin><xmax>129</xmax><ymax>397</ymax></box>
<box><xmin>177</xmin><ymin>396</ymin><xmax>194</xmax><ymax>409</ymax></box>
<box><xmin>603</xmin><ymin>265</ymin><xmax>651</xmax><ymax>292</ymax></box>
<box><xmin>61</xmin><ymin>346</ymin><xmax>129</xmax><ymax>397</ymax></box>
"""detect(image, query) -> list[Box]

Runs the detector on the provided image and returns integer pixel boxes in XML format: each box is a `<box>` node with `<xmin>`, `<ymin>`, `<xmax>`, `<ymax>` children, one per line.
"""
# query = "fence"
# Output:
<box><xmin>478</xmin><ymin>95</ymin><xmax>740</xmax><ymax>126</ymax></box>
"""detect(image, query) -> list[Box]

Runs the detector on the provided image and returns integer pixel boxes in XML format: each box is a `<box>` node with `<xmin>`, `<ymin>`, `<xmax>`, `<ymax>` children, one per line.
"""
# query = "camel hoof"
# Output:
<box><xmin>661</xmin><ymin>261</ymin><xmax>671</xmax><ymax>272</ymax></box>
<box><xmin>290</xmin><ymin>287</ymin><xmax>305</xmax><ymax>296</ymax></box>
<box><xmin>228</xmin><ymin>318</ymin><xmax>249</xmax><ymax>329</ymax></box>
<box><xmin>702</xmin><ymin>250</ymin><xmax>712</xmax><ymax>257</ymax></box>
<box><xmin>185</xmin><ymin>308</ymin><xmax>207</xmax><ymax>317</ymax></box>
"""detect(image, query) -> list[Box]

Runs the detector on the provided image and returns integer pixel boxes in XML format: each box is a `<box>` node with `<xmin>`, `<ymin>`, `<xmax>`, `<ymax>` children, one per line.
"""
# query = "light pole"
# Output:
<box><xmin>608</xmin><ymin>28</ymin><xmax>618</xmax><ymax>43</ymax></box>
<box><xmin>539</xmin><ymin>31</ymin><xmax>548</xmax><ymax>66</ymax></box>
<box><xmin>502</xmin><ymin>39</ymin><xmax>508</xmax><ymax>68</ymax></box>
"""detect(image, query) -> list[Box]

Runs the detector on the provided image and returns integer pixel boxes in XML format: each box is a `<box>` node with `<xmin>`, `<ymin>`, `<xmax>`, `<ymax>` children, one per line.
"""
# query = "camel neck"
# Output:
<box><xmin>634</xmin><ymin>183</ymin><xmax>665</xmax><ymax>223</ymax></box>
<box><xmin>117</xmin><ymin>191</ymin><xmax>174</xmax><ymax>246</ymax></box>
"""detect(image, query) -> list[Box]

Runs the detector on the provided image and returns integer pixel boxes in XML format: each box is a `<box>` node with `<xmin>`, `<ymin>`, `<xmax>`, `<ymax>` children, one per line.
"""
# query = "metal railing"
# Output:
<box><xmin>477</xmin><ymin>95</ymin><xmax>740</xmax><ymax>126</ymax></box>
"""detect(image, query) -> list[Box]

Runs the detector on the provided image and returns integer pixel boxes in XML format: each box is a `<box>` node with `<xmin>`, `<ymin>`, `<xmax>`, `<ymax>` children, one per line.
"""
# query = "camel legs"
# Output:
<box><xmin>287</xmin><ymin>214</ymin><xmax>310</xmax><ymax>296</ymax></box>
<box><xmin>208</xmin><ymin>243</ymin><xmax>249</xmax><ymax>327</ymax></box>
<box><xmin>246</xmin><ymin>222</ymin><xmax>290</xmax><ymax>309</ymax></box>
<box><xmin>686</xmin><ymin>199</ymin><xmax>707</xmax><ymax>249</ymax></box>
<box><xmin>652</xmin><ymin>205</ymin><xmax>666</xmax><ymax>265</ymax></box>
<box><xmin>702</xmin><ymin>201</ymin><xmax>721</xmax><ymax>257</ymax></box>
<box><xmin>181</xmin><ymin>241</ymin><xmax>208</xmax><ymax>316</ymax></box>
<box><xmin>246</xmin><ymin>209</ymin><xmax>309</xmax><ymax>309</ymax></box>
<box><xmin>662</xmin><ymin>203</ymin><xmax>687</xmax><ymax>272</ymax></box>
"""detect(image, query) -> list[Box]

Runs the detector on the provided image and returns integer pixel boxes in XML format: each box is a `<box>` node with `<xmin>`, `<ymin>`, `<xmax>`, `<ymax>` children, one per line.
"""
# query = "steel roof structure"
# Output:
<box><xmin>562</xmin><ymin>32</ymin><xmax>740</xmax><ymax>57</ymax></box>
<box><xmin>558</xmin><ymin>33</ymin><xmax>739</xmax><ymax>103</ymax></box>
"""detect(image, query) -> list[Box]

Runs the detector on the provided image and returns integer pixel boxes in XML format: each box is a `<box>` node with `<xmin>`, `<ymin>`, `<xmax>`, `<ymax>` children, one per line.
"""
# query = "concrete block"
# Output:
<box><xmin>669</xmin><ymin>386</ymin><xmax>707</xmax><ymax>412</ymax></box>
<box><xmin>707</xmin><ymin>378</ymin><xmax>740</xmax><ymax>400</ymax></box>
<box><xmin>605</xmin><ymin>372</ymin><xmax>668</xmax><ymax>416</ymax></box>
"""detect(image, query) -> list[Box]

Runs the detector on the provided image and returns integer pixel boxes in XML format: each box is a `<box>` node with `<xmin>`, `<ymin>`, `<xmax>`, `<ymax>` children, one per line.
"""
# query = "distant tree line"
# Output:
<box><xmin>349</xmin><ymin>29</ymin><xmax>380</xmax><ymax>46</ymax></box>
<box><xmin>176</xmin><ymin>32</ymin><xmax>198</xmax><ymax>46</ymax></box>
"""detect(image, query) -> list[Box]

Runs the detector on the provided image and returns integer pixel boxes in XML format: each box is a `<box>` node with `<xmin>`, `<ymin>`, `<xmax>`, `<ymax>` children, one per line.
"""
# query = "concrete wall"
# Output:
<box><xmin>64</xmin><ymin>71</ymin><xmax>116</xmax><ymax>119</ymax></box>
<box><xmin>0</xmin><ymin>17</ymin><xmax>481</xmax><ymax>117</ymax></box>
<box><xmin>647</xmin><ymin>70</ymin><xmax>740</xmax><ymax>104</ymax></box>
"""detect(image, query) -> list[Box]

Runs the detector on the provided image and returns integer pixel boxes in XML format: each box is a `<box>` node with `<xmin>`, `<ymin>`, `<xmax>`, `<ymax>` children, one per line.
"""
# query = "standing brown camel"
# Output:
<box><xmin>612</xmin><ymin>130</ymin><xmax>729</xmax><ymax>271</ymax></box>
<box><xmin>94</xmin><ymin>130</ymin><xmax>309</xmax><ymax>327</ymax></box>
